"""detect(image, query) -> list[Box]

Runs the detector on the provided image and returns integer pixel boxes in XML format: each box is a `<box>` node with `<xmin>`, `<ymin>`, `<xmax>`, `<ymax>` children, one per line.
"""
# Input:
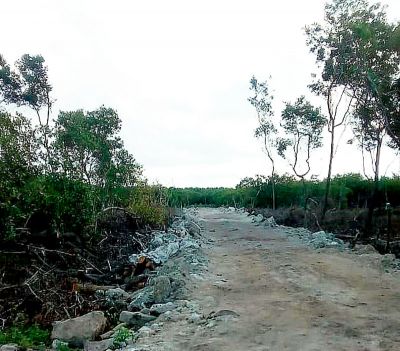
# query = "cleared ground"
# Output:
<box><xmin>138</xmin><ymin>208</ymin><xmax>400</xmax><ymax>351</ymax></box>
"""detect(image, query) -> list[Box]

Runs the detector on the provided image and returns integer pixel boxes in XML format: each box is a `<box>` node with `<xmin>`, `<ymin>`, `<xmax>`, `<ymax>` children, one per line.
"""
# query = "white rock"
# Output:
<box><xmin>119</xmin><ymin>311</ymin><xmax>156</xmax><ymax>328</ymax></box>
<box><xmin>84</xmin><ymin>338</ymin><xmax>113</xmax><ymax>351</ymax></box>
<box><xmin>0</xmin><ymin>344</ymin><xmax>19</xmax><ymax>351</ymax></box>
<box><xmin>150</xmin><ymin>323</ymin><xmax>161</xmax><ymax>331</ymax></box>
<box><xmin>187</xmin><ymin>312</ymin><xmax>202</xmax><ymax>324</ymax></box>
<box><xmin>105</xmin><ymin>288</ymin><xmax>130</xmax><ymax>300</ymax></box>
<box><xmin>264</xmin><ymin>216</ymin><xmax>277</xmax><ymax>227</ymax></box>
<box><xmin>149</xmin><ymin>302</ymin><xmax>176</xmax><ymax>315</ymax></box>
<box><xmin>51</xmin><ymin>311</ymin><xmax>107</xmax><ymax>346</ymax></box>
<box><xmin>252</xmin><ymin>214</ymin><xmax>264</xmax><ymax>223</ymax></box>
<box><xmin>137</xmin><ymin>326</ymin><xmax>154</xmax><ymax>337</ymax></box>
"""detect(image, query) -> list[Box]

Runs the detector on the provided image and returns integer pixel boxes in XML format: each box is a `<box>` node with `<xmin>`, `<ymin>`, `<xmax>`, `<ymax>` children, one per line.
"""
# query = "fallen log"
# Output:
<box><xmin>74</xmin><ymin>283</ymin><xmax>117</xmax><ymax>294</ymax></box>
<box><xmin>334</xmin><ymin>234</ymin><xmax>357</xmax><ymax>240</ymax></box>
<box><xmin>124</xmin><ymin>274</ymin><xmax>148</xmax><ymax>291</ymax></box>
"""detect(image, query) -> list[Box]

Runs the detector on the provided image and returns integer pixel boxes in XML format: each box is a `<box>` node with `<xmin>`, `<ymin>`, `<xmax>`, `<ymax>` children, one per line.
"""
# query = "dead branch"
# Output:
<box><xmin>97</xmin><ymin>207</ymin><xmax>140</xmax><ymax>219</ymax></box>
<box><xmin>28</xmin><ymin>245</ymin><xmax>76</xmax><ymax>257</ymax></box>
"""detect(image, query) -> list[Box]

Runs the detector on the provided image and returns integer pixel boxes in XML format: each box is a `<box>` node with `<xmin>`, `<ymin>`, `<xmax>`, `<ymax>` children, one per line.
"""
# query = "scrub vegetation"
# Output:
<box><xmin>0</xmin><ymin>0</ymin><xmax>400</xmax><ymax>348</ymax></box>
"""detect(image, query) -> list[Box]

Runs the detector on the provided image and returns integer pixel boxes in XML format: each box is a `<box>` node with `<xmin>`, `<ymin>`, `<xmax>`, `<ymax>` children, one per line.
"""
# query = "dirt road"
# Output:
<box><xmin>137</xmin><ymin>208</ymin><xmax>400</xmax><ymax>351</ymax></box>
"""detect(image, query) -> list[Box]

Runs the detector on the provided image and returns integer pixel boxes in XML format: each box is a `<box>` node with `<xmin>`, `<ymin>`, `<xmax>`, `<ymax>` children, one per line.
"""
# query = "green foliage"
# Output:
<box><xmin>51</xmin><ymin>341</ymin><xmax>79</xmax><ymax>351</ymax></box>
<box><xmin>0</xmin><ymin>54</ymin><xmax>53</xmax><ymax>110</ymax></box>
<box><xmin>389</xmin><ymin>25</ymin><xmax>400</xmax><ymax>51</ymax></box>
<box><xmin>248</xmin><ymin>76</ymin><xmax>279</xmax><ymax>209</ymax></box>
<box><xmin>54</xmin><ymin>107</ymin><xmax>142</xmax><ymax>189</ymax></box>
<box><xmin>386</xmin><ymin>78</ymin><xmax>400</xmax><ymax>149</ymax></box>
<box><xmin>278</xmin><ymin>97</ymin><xmax>326</xmax><ymax>179</ymax></box>
<box><xmin>305</xmin><ymin>0</ymin><xmax>400</xmax><ymax>216</ymax></box>
<box><xmin>280</xmin><ymin>97</ymin><xmax>326</xmax><ymax>149</ymax></box>
<box><xmin>113</xmin><ymin>326</ymin><xmax>134</xmax><ymax>348</ymax></box>
<box><xmin>55</xmin><ymin>342</ymin><xmax>74</xmax><ymax>351</ymax></box>
<box><xmin>306</xmin><ymin>0</ymin><xmax>399</xmax><ymax>152</ymax></box>
<box><xmin>0</xmin><ymin>54</ymin><xmax>163</xmax><ymax>244</ymax></box>
<box><xmin>168</xmin><ymin>187</ymin><xmax>241</xmax><ymax>208</ymax></box>
<box><xmin>0</xmin><ymin>325</ymin><xmax>50</xmax><ymax>349</ymax></box>
<box><xmin>128</xmin><ymin>184</ymin><xmax>168</xmax><ymax>227</ymax></box>
<box><xmin>248</xmin><ymin>78</ymin><xmax>277</xmax><ymax>160</ymax></box>
<box><xmin>248</xmin><ymin>76</ymin><xmax>276</xmax><ymax>138</ymax></box>
<box><xmin>0</xmin><ymin>111</ymin><xmax>38</xmax><ymax>238</ymax></box>
<box><xmin>24</xmin><ymin>175</ymin><xmax>97</xmax><ymax>234</ymax></box>
<box><xmin>168</xmin><ymin>173</ymin><xmax>400</xmax><ymax>210</ymax></box>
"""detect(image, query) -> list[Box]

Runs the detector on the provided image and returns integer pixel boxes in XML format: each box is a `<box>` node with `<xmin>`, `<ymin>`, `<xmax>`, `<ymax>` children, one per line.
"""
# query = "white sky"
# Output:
<box><xmin>2</xmin><ymin>0</ymin><xmax>400</xmax><ymax>187</ymax></box>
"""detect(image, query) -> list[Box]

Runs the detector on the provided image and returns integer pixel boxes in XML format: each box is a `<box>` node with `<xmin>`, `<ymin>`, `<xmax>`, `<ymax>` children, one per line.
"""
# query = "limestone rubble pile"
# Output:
<box><xmin>245</xmin><ymin>210</ymin><xmax>346</xmax><ymax>250</ymax></box>
<box><xmin>48</xmin><ymin>208</ymin><xmax>207</xmax><ymax>350</ymax></box>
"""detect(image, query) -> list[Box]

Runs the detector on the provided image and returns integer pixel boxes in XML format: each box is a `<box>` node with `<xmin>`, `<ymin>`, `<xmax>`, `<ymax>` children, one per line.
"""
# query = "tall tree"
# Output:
<box><xmin>306</xmin><ymin>0</ymin><xmax>400</xmax><ymax>219</ymax></box>
<box><xmin>53</xmin><ymin>106</ymin><xmax>142</xmax><ymax>205</ymax></box>
<box><xmin>0</xmin><ymin>54</ymin><xmax>53</xmax><ymax>169</ymax></box>
<box><xmin>386</xmin><ymin>78</ymin><xmax>400</xmax><ymax>147</ymax></box>
<box><xmin>248</xmin><ymin>76</ymin><xmax>278</xmax><ymax>209</ymax></box>
<box><xmin>350</xmin><ymin>18</ymin><xmax>399</xmax><ymax>234</ymax></box>
<box><xmin>306</xmin><ymin>1</ymin><xmax>357</xmax><ymax>218</ymax></box>
<box><xmin>0</xmin><ymin>111</ymin><xmax>38</xmax><ymax>236</ymax></box>
<box><xmin>277</xmin><ymin>96</ymin><xmax>326</xmax><ymax>207</ymax></box>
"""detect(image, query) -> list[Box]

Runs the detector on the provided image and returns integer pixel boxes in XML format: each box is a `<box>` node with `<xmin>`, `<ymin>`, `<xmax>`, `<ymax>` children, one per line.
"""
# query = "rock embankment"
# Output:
<box><xmin>49</xmin><ymin>208</ymin><xmax>207</xmax><ymax>351</ymax></box>
<box><xmin>237</xmin><ymin>207</ymin><xmax>346</xmax><ymax>249</ymax></box>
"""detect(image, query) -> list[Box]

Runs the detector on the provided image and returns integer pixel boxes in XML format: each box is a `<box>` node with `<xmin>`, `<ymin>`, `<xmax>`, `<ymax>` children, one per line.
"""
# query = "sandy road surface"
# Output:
<box><xmin>138</xmin><ymin>208</ymin><xmax>400</xmax><ymax>351</ymax></box>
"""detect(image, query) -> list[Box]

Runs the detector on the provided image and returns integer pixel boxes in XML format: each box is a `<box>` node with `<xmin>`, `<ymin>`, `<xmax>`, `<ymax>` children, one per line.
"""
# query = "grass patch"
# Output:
<box><xmin>0</xmin><ymin>325</ymin><xmax>50</xmax><ymax>349</ymax></box>
<box><xmin>112</xmin><ymin>326</ymin><xmax>134</xmax><ymax>348</ymax></box>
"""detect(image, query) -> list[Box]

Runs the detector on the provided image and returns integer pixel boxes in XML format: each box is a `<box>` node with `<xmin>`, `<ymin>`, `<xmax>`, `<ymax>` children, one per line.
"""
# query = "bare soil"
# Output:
<box><xmin>136</xmin><ymin>208</ymin><xmax>400</xmax><ymax>351</ymax></box>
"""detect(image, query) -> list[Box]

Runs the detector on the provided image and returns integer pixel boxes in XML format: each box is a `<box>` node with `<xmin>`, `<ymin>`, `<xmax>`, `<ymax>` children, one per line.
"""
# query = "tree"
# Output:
<box><xmin>386</xmin><ymin>78</ymin><xmax>400</xmax><ymax>147</ymax></box>
<box><xmin>277</xmin><ymin>96</ymin><xmax>326</xmax><ymax>207</ymax></box>
<box><xmin>53</xmin><ymin>106</ymin><xmax>142</xmax><ymax>206</ymax></box>
<box><xmin>0</xmin><ymin>52</ymin><xmax>162</xmax><ymax>247</ymax></box>
<box><xmin>350</xmin><ymin>30</ymin><xmax>398</xmax><ymax>235</ymax></box>
<box><xmin>352</xmin><ymin>97</ymin><xmax>386</xmax><ymax>185</ymax></box>
<box><xmin>306</xmin><ymin>1</ymin><xmax>358</xmax><ymax>218</ymax></box>
<box><xmin>237</xmin><ymin>175</ymin><xmax>269</xmax><ymax>208</ymax></box>
<box><xmin>0</xmin><ymin>111</ymin><xmax>38</xmax><ymax>180</ymax></box>
<box><xmin>348</xmin><ymin>17</ymin><xmax>399</xmax><ymax>151</ymax></box>
<box><xmin>0</xmin><ymin>111</ymin><xmax>38</xmax><ymax>237</ymax></box>
<box><xmin>248</xmin><ymin>76</ymin><xmax>278</xmax><ymax>209</ymax></box>
<box><xmin>346</xmin><ymin>12</ymin><xmax>398</xmax><ymax>194</ymax></box>
<box><xmin>0</xmin><ymin>54</ymin><xmax>53</xmax><ymax>169</ymax></box>
<box><xmin>306</xmin><ymin>0</ymin><xmax>400</xmax><ymax>223</ymax></box>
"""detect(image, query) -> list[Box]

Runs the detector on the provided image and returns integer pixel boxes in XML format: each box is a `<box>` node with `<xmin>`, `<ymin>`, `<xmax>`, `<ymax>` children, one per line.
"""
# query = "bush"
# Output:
<box><xmin>113</xmin><ymin>327</ymin><xmax>134</xmax><ymax>348</ymax></box>
<box><xmin>128</xmin><ymin>184</ymin><xmax>168</xmax><ymax>227</ymax></box>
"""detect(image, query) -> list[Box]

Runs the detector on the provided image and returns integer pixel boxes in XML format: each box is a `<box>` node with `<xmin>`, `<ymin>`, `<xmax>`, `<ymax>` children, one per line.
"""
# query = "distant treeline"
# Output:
<box><xmin>167</xmin><ymin>174</ymin><xmax>400</xmax><ymax>210</ymax></box>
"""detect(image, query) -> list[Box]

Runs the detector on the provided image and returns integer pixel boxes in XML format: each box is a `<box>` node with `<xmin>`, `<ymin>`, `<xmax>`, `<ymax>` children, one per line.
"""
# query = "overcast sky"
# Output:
<box><xmin>2</xmin><ymin>0</ymin><xmax>400</xmax><ymax>187</ymax></box>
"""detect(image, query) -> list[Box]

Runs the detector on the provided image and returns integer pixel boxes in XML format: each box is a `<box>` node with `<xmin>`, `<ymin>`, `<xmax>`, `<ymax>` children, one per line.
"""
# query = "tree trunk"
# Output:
<box><xmin>365</xmin><ymin>137</ymin><xmax>382</xmax><ymax>238</ymax></box>
<box><xmin>322</xmin><ymin>127</ymin><xmax>335</xmax><ymax>220</ymax></box>
<box><xmin>301</xmin><ymin>178</ymin><xmax>308</xmax><ymax>227</ymax></box>
<box><xmin>387</xmin><ymin>206</ymin><xmax>392</xmax><ymax>251</ymax></box>
<box><xmin>271</xmin><ymin>180</ymin><xmax>276</xmax><ymax>210</ymax></box>
<box><xmin>271</xmin><ymin>172</ymin><xmax>276</xmax><ymax>210</ymax></box>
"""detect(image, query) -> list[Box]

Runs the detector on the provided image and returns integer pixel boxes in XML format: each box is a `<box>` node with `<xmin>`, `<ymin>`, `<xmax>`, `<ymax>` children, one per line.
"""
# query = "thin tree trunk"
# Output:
<box><xmin>322</xmin><ymin>127</ymin><xmax>335</xmax><ymax>220</ymax></box>
<box><xmin>270</xmin><ymin>160</ymin><xmax>276</xmax><ymax>210</ymax></box>
<box><xmin>301</xmin><ymin>177</ymin><xmax>309</xmax><ymax>227</ymax></box>
<box><xmin>365</xmin><ymin>137</ymin><xmax>383</xmax><ymax>238</ymax></box>
<box><xmin>271</xmin><ymin>175</ymin><xmax>276</xmax><ymax>210</ymax></box>
<box><xmin>387</xmin><ymin>206</ymin><xmax>392</xmax><ymax>251</ymax></box>
<box><xmin>264</xmin><ymin>133</ymin><xmax>276</xmax><ymax>210</ymax></box>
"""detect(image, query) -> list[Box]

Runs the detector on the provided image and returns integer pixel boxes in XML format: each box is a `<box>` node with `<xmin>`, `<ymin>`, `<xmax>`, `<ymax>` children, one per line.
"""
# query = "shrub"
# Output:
<box><xmin>128</xmin><ymin>184</ymin><xmax>168</xmax><ymax>227</ymax></box>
